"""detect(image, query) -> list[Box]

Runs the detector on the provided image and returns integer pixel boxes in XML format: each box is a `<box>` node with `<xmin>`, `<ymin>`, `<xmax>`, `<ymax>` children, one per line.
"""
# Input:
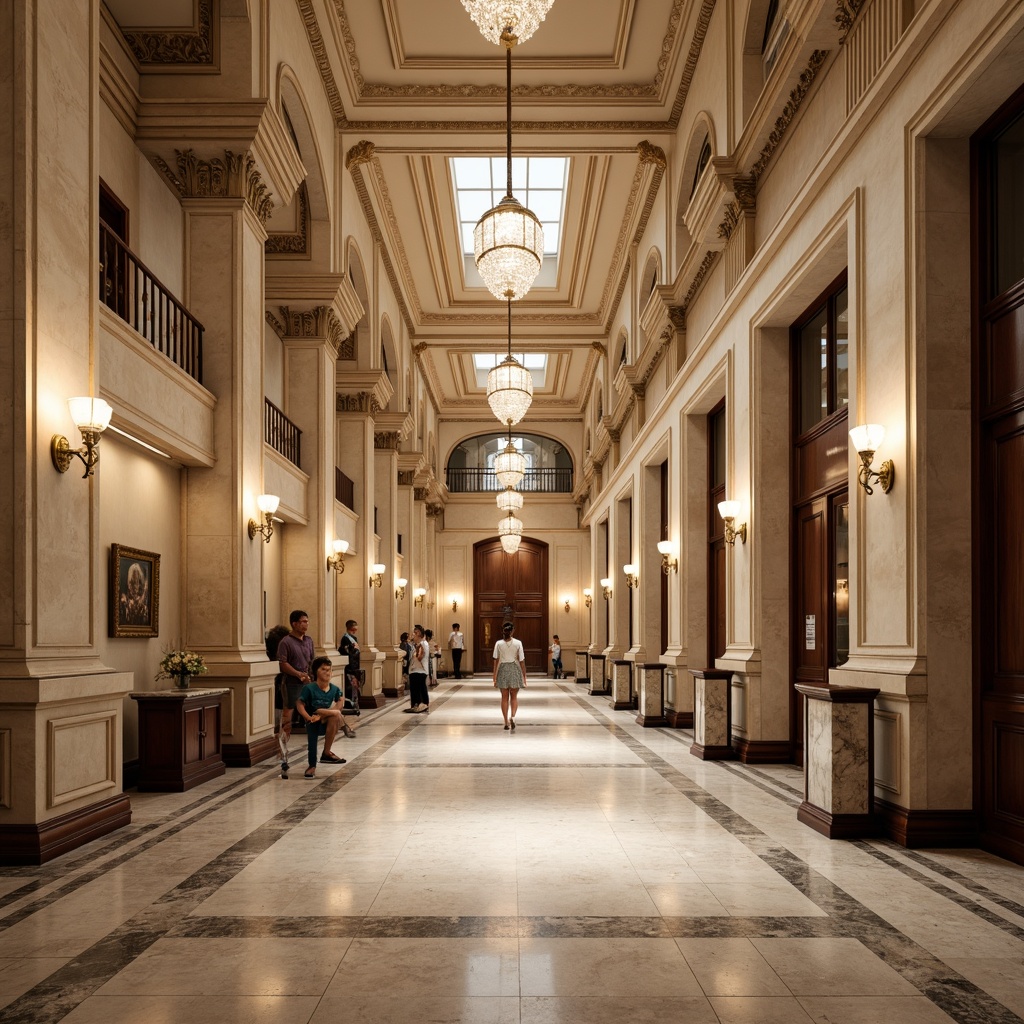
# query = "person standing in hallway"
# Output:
<box><xmin>493</xmin><ymin>620</ymin><xmax>527</xmax><ymax>730</ymax></box>
<box><xmin>277</xmin><ymin>609</ymin><xmax>315</xmax><ymax>771</ymax></box>
<box><xmin>337</xmin><ymin>618</ymin><xmax>362</xmax><ymax>712</ymax></box>
<box><xmin>549</xmin><ymin>635</ymin><xmax>562</xmax><ymax>678</ymax></box>
<box><xmin>405</xmin><ymin>624</ymin><xmax>430</xmax><ymax>713</ymax></box>
<box><xmin>296</xmin><ymin>657</ymin><xmax>352</xmax><ymax>778</ymax></box>
<box><xmin>448</xmin><ymin>622</ymin><xmax>465</xmax><ymax>679</ymax></box>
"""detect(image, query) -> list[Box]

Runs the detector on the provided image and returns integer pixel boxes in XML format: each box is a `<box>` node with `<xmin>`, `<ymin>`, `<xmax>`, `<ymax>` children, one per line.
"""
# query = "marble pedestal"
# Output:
<box><xmin>796</xmin><ymin>684</ymin><xmax>880</xmax><ymax>839</ymax></box>
<box><xmin>636</xmin><ymin>663</ymin><xmax>668</xmax><ymax>727</ymax></box>
<box><xmin>589</xmin><ymin>654</ymin><xmax>609</xmax><ymax>696</ymax></box>
<box><xmin>573</xmin><ymin>650</ymin><xmax>590</xmax><ymax>686</ymax></box>
<box><xmin>611</xmin><ymin>659</ymin><xmax>635</xmax><ymax>710</ymax></box>
<box><xmin>689</xmin><ymin>669</ymin><xmax>735</xmax><ymax>759</ymax></box>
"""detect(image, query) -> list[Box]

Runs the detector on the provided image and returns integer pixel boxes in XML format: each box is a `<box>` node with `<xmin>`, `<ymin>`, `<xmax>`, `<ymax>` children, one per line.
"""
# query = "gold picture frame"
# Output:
<box><xmin>110</xmin><ymin>544</ymin><xmax>160</xmax><ymax>638</ymax></box>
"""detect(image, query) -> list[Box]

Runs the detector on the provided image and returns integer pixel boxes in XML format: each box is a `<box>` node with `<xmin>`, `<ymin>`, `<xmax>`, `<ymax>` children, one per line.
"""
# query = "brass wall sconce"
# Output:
<box><xmin>849</xmin><ymin>423</ymin><xmax>894</xmax><ymax>495</ymax></box>
<box><xmin>51</xmin><ymin>396</ymin><xmax>114</xmax><ymax>478</ymax></box>
<box><xmin>657</xmin><ymin>540</ymin><xmax>678</xmax><ymax>574</ymax></box>
<box><xmin>369</xmin><ymin>563</ymin><xmax>386</xmax><ymax>588</ymax></box>
<box><xmin>561</xmin><ymin>595</ymin><xmax>571</xmax><ymax>613</ymax></box>
<box><xmin>450</xmin><ymin>594</ymin><xmax>461</xmax><ymax>612</ymax></box>
<box><xmin>600</xmin><ymin>577</ymin><xmax>613</xmax><ymax>600</ymax></box>
<box><xmin>717</xmin><ymin>500</ymin><xmax>747</xmax><ymax>545</ymax></box>
<box><xmin>414</xmin><ymin>587</ymin><xmax>427</xmax><ymax>607</ymax></box>
<box><xmin>583</xmin><ymin>587</ymin><xmax>592</xmax><ymax>609</ymax></box>
<box><xmin>327</xmin><ymin>539</ymin><xmax>349</xmax><ymax>573</ymax></box>
<box><xmin>396</xmin><ymin>577</ymin><xmax>408</xmax><ymax>600</ymax></box>
<box><xmin>623</xmin><ymin>563</ymin><xmax>639</xmax><ymax>589</ymax></box>
<box><xmin>248</xmin><ymin>493</ymin><xmax>280</xmax><ymax>543</ymax></box>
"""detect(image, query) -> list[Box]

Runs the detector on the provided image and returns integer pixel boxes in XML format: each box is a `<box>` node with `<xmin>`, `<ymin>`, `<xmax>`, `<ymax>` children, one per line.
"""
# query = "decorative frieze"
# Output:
<box><xmin>836</xmin><ymin>0</ymin><xmax>869</xmax><ymax>43</ymax></box>
<box><xmin>122</xmin><ymin>0</ymin><xmax>216</xmax><ymax>66</ymax></box>
<box><xmin>336</xmin><ymin>391</ymin><xmax>380</xmax><ymax>414</ymax></box>
<box><xmin>374</xmin><ymin>431</ymin><xmax>401</xmax><ymax>451</ymax></box>
<box><xmin>155</xmin><ymin>149</ymin><xmax>274</xmax><ymax>224</ymax></box>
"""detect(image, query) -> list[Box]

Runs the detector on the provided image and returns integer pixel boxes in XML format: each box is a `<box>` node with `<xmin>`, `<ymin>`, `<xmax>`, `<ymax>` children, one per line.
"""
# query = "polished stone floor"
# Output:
<box><xmin>1</xmin><ymin>676</ymin><xmax>1023</xmax><ymax>1023</ymax></box>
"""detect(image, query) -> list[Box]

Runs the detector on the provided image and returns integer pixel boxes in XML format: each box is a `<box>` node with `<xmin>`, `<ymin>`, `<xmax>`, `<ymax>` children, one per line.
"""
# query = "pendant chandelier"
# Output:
<box><xmin>494</xmin><ymin>431</ymin><xmax>526</xmax><ymax>489</ymax></box>
<box><xmin>472</xmin><ymin>26</ymin><xmax>544</xmax><ymax>302</ymax></box>
<box><xmin>496</xmin><ymin>486</ymin><xmax>524</xmax><ymax>513</ymax></box>
<box><xmin>461</xmin><ymin>0</ymin><xmax>555</xmax><ymax>46</ymax></box>
<box><xmin>498</xmin><ymin>510</ymin><xmax>524</xmax><ymax>541</ymax></box>
<box><xmin>500</xmin><ymin>532</ymin><xmax>523</xmax><ymax>554</ymax></box>
<box><xmin>487</xmin><ymin>298</ymin><xmax>534</xmax><ymax>426</ymax></box>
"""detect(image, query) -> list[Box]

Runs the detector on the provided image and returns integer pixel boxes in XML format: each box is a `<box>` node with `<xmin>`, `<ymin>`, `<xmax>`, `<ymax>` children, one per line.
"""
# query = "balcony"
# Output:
<box><xmin>264</xmin><ymin>398</ymin><xmax>301</xmax><ymax>469</ymax></box>
<box><xmin>100</xmin><ymin>222</ymin><xmax>204</xmax><ymax>382</ymax></box>
<box><xmin>446</xmin><ymin>467</ymin><xmax>573</xmax><ymax>493</ymax></box>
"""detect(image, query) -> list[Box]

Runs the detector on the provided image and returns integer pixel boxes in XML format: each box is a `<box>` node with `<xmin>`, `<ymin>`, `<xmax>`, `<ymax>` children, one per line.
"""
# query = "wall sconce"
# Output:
<box><xmin>849</xmin><ymin>423</ymin><xmax>894</xmax><ymax>495</ymax></box>
<box><xmin>414</xmin><ymin>587</ymin><xmax>427</xmax><ymax>607</ymax></box>
<box><xmin>327</xmin><ymin>539</ymin><xmax>349</xmax><ymax>573</ymax></box>
<box><xmin>623</xmin><ymin>563</ymin><xmax>639</xmax><ymax>589</ymax></box>
<box><xmin>600</xmin><ymin>577</ymin><xmax>613</xmax><ymax>600</ymax></box>
<box><xmin>369</xmin><ymin>563</ymin><xmax>386</xmax><ymax>588</ymax></box>
<box><xmin>395</xmin><ymin>577</ymin><xmax>408</xmax><ymax>600</ymax></box>
<box><xmin>583</xmin><ymin>587</ymin><xmax>592</xmax><ymax>609</ymax></box>
<box><xmin>561</xmin><ymin>595</ymin><xmax>571</xmax><ymax>613</ymax></box>
<box><xmin>450</xmin><ymin>594</ymin><xmax>461</xmax><ymax>612</ymax></box>
<box><xmin>717</xmin><ymin>500</ymin><xmax>747</xmax><ymax>545</ymax></box>
<box><xmin>657</xmin><ymin>540</ymin><xmax>678</xmax><ymax>574</ymax></box>
<box><xmin>51</xmin><ymin>397</ymin><xmax>113</xmax><ymax>478</ymax></box>
<box><xmin>248</xmin><ymin>493</ymin><xmax>280</xmax><ymax>543</ymax></box>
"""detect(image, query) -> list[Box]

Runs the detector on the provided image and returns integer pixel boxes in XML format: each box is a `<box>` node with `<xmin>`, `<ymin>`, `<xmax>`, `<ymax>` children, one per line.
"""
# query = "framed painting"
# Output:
<box><xmin>110</xmin><ymin>544</ymin><xmax>160</xmax><ymax>638</ymax></box>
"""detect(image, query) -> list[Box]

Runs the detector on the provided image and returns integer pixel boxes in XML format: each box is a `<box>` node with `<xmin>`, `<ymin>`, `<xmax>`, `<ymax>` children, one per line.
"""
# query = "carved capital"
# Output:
<box><xmin>636</xmin><ymin>140</ymin><xmax>667</xmax><ymax>169</ymax></box>
<box><xmin>336</xmin><ymin>391</ymin><xmax>379</xmax><ymax>414</ymax></box>
<box><xmin>374</xmin><ymin>431</ymin><xmax>401</xmax><ymax>451</ymax></box>
<box><xmin>426</xmin><ymin>503</ymin><xmax>444</xmax><ymax>519</ymax></box>
<box><xmin>345</xmin><ymin>140</ymin><xmax>376</xmax><ymax>170</ymax></box>
<box><xmin>397</xmin><ymin>470</ymin><xmax>415</xmax><ymax>486</ymax></box>
<box><xmin>156</xmin><ymin>148</ymin><xmax>274</xmax><ymax>224</ymax></box>
<box><xmin>668</xmin><ymin>305</ymin><xmax>686</xmax><ymax>331</ymax></box>
<box><xmin>271</xmin><ymin>305</ymin><xmax>354</xmax><ymax>359</ymax></box>
<box><xmin>414</xmin><ymin>487</ymin><xmax>429</xmax><ymax>502</ymax></box>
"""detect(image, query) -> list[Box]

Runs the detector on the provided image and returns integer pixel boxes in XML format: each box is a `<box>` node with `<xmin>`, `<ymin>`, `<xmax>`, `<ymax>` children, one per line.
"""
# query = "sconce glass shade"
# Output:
<box><xmin>487</xmin><ymin>354</ymin><xmax>534</xmax><ymax>426</ymax></box>
<box><xmin>474</xmin><ymin>197</ymin><xmax>544</xmax><ymax>302</ymax></box>
<box><xmin>498</xmin><ymin>513</ymin><xmax>523</xmax><ymax>539</ymax></box>
<box><xmin>460</xmin><ymin>0</ymin><xmax>556</xmax><ymax>45</ymax></box>
<box><xmin>849</xmin><ymin>423</ymin><xmax>886</xmax><ymax>453</ymax></box>
<box><xmin>494</xmin><ymin>441</ymin><xmax>526</xmax><ymax>488</ymax></box>
<box><xmin>599</xmin><ymin>577</ymin><xmax>612</xmax><ymax>588</ymax></box>
<box><xmin>413</xmin><ymin>587</ymin><xmax>427</xmax><ymax>606</ymax></box>
<box><xmin>656</xmin><ymin>541</ymin><xmax>673</xmax><ymax>556</ymax></box>
<box><xmin>257</xmin><ymin>493</ymin><xmax>281</xmax><ymax>515</ymax></box>
<box><xmin>500</xmin><ymin>532</ymin><xmax>522</xmax><ymax>554</ymax></box>
<box><xmin>623</xmin><ymin>563</ymin><xmax>638</xmax><ymax>576</ymax></box>
<box><xmin>397</xmin><ymin>577</ymin><xmax>408</xmax><ymax>588</ymax></box>
<box><xmin>67</xmin><ymin>396</ymin><xmax>113</xmax><ymax>432</ymax></box>
<box><xmin>332</xmin><ymin>539</ymin><xmax>349</xmax><ymax>556</ymax></box>
<box><xmin>371</xmin><ymin>563</ymin><xmax>386</xmax><ymax>575</ymax></box>
<box><xmin>717</xmin><ymin>500</ymin><xmax>740</xmax><ymax>522</ymax></box>
<box><xmin>327</xmin><ymin>538</ymin><xmax>349</xmax><ymax>572</ymax></box>
<box><xmin>496</xmin><ymin>487</ymin><xmax>524</xmax><ymax>513</ymax></box>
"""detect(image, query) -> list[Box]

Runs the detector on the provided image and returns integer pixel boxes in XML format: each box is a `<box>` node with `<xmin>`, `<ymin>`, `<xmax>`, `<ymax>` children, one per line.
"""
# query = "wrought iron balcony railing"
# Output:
<box><xmin>264</xmin><ymin>398</ymin><xmax>301</xmax><ymax>468</ymax></box>
<box><xmin>445</xmin><ymin>467</ymin><xmax>573</xmax><ymax>493</ymax></box>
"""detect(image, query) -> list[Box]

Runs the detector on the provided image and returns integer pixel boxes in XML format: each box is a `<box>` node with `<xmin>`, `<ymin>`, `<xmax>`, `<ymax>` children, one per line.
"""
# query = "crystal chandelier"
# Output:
<box><xmin>498</xmin><ymin>511</ymin><xmax>523</xmax><ymax>540</ymax></box>
<box><xmin>496</xmin><ymin>487</ymin><xmax>524</xmax><ymax>513</ymax></box>
<box><xmin>494</xmin><ymin>433</ymin><xmax>526</xmax><ymax>489</ymax></box>
<box><xmin>487</xmin><ymin>298</ymin><xmax>534</xmax><ymax>426</ymax></box>
<box><xmin>461</xmin><ymin>0</ymin><xmax>555</xmax><ymax>46</ymax></box>
<box><xmin>500</xmin><ymin>532</ymin><xmax>522</xmax><ymax>554</ymax></box>
<box><xmin>472</xmin><ymin>26</ymin><xmax>544</xmax><ymax>302</ymax></box>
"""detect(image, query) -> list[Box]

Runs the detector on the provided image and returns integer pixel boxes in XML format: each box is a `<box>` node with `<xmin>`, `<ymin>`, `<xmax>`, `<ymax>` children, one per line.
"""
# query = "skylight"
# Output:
<box><xmin>453</xmin><ymin>157</ymin><xmax>568</xmax><ymax>261</ymax></box>
<box><xmin>473</xmin><ymin>352</ymin><xmax>547</xmax><ymax>389</ymax></box>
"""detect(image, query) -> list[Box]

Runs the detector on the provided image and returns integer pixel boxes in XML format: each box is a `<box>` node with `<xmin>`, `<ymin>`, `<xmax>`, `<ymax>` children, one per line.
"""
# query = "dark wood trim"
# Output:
<box><xmin>875</xmin><ymin>798</ymin><xmax>979</xmax><ymax>849</ymax></box>
<box><xmin>0</xmin><ymin>793</ymin><xmax>132</xmax><ymax>866</ymax></box>
<box><xmin>636</xmin><ymin>712</ymin><xmax>668</xmax><ymax>727</ymax></box>
<box><xmin>690</xmin><ymin>741</ymin><xmax>735</xmax><ymax>760</ymax></box>
<box><xmin>575</xmin><ymin>676</ymin><xmax>590</xmax><ymax>686</ymax></box>
<box><xmin>122</xmin><ymin>757</ymin><xmax>140</xmax><ymax>791</ymax></box>
<box><xmin>733</xmin><ymin>737</ymin><xmax>792</xmax><ymax>763</ymax></box>
<box><xmin>359</xmin><ymin>693</ymin><xmax>386</xmax><ymax>709</ymax></box>
<box><xmin>222</xmin><ymin>734</ymin><xmax>279</xmax><ymax>768</ymax></box>
<box><xmin>665</xmin><ymin>708</ymin><xmax>693</xmax><ymax>728</ymax></box>
<box><xmin>382</xmin><ymin>683</ymin><xmax>407</xmax><ymax>698</ymax></box>
<box><xmin>797</xmin><ymin>800</ymin><xmax>878</xmax><ymax>840</ymax></box>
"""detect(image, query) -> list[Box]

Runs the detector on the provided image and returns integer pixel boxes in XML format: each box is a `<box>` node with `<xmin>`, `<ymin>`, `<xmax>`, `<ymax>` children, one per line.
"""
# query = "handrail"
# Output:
<box><xmin>100</xmin><ymin>221</ymin><xmax>204</xmax><ymax>382</ymax></box>
<box><xmin>264</xmin><ymin>398</ymin><xmax>301</xmax><ymax>468</ymax></box>
<box><xmin>335</xmin><ymin>468</ymin><xmax>355</xmax><ymax>510</ymax></box>
<box><xmin>445</xmin><ymin>467</ymin><xmax>573</xmax><ymax>493</ymax></box>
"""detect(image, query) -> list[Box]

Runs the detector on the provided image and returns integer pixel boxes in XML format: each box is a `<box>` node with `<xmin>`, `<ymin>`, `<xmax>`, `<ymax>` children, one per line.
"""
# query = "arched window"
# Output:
<box><xmin>690</xmin><ymin>135</ymin><xmax>712</xmax><ymax>198</ymax></box>
<box><xmin>445</xmin><ymin>433</ymin><xmax>574</xmax><ymax>493</ymax></box>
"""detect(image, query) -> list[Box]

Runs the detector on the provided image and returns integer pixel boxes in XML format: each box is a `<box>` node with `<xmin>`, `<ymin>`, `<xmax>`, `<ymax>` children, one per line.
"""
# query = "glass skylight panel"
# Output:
<box><xmin>473</xmin><ymin>352</ymin><xmax>547</xmax><ymax>389</ymax></box>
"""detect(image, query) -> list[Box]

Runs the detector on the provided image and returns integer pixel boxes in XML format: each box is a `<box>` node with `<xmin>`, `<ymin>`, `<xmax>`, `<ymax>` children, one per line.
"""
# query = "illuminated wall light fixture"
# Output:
<box><xmin>369</xmin><ymin>563</ymin><xmax>386</xmax><ymax>588</ymax></box>
<box><xmin>583</xmin><ymin>587</ymin><xmax>593</xmax><ymax>609</ymax></box>
<box><xmin>51</xmin><ymin>396</ymin><xmax>114</xmax><ymax>478</ymax></box>
<box><xmin>561</xmin><ymin>594</ymin><xmax>571</xmax><ymax>613</ymax></box>
<box><xmin>248</xmin><ymin>493</ymin><xmax>280</xmax><ymax>543</ymax></box>
<box><xmin>450</xmin><ymin>594</ymin><xmax>462</xmax><ymax>612</ymax></box>
<box><xmin>849</xmin><ymin>423</ymin><xmax>895</xmax><ymax>496</ymax></box>
<box><xmin>395</xmin><ymin>577</ymin><xmax>408</xmax><ymax>601</ymax></box>
<box><xmin>717</xmin><ymin>500</ymin><xmax>747</xmax><ymax>546</ymax></box>
<box><xmin>600</xmin><ymin>577</ymin><xmax>613</xmax><ymax>600</ymax></box>
<box><xmin>656</xmin><ymin>540</ymin><xmax>678</xmax><ymax>574</ymax></box>
<box><xmin>623</xmin><ymin>563</ymin><xmax>639</xmax><ymax>589</ymax></box>
<box><xmin>327</xmin><ymin>539</ymin><xmax>349</xmax><ymax>573</ymax></box>
<box><xmin>414</xmin><ymin>587</ymin><xmax>427</xmax><ymax>607</ymax></box>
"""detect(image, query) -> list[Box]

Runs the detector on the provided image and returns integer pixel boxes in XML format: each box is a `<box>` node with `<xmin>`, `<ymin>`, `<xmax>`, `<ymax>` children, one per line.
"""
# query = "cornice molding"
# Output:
<box><xmin>668</xmin><ymin>0</ymin><xmax>716</xmax><ymax>128</ymax></box>
<box><xmin>121</xmin><ymin>0</ymin><xmax>218</xmax><ymax>68</ymax></box>
<box><xmin>836</xmin><ymin>0</ymin><xmax>869</xmax><ymax>44</ymax></box>
<box><xmin>296</xmin><ymin>0</ymin><xmax>347</xmax><ymax>126</ymax></box>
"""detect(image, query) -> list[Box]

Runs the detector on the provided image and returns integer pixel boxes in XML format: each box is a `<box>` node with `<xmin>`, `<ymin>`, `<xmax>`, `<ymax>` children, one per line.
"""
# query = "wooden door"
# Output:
<box><xmin>474</xmin><ymin>537</ymin><xmax>549</xmax><ymax>672</ymax></box>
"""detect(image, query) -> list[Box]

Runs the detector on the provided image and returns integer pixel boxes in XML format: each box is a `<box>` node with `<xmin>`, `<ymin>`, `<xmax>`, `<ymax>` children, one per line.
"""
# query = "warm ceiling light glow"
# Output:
<box><xmin>487</xmin><ymin>355</ymin><xmax>534</xmax><ymax>425</ymax></box>
<box><xmin>496</xmin><ymin>487</ymin><xmax>524</xmax><ymax>512</ymax></box>
<box><xmin>460</xmin><ymin>0</ymin><xmax>556</xmax><ymax>46</ymax></box>
<box><xmin>500</xmin><ymin>532</ymin><xmax>522</xmax><ymax>554</ymax></box>
<box><xmin>494</xmin><ymin>438</ymin><xmax>526</xmax><ymax>489</ymax></box>
<box><xmin>498</xmin><ymin>512</ymin><xmax>523</xmax><ymax>539</ymax></box>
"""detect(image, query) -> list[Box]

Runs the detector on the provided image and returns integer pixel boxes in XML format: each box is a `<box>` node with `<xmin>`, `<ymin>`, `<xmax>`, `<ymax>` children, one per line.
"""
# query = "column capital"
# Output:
<box><xmin>155</xmin><ymin>148</ymin><xmax>273</xmax><ymax>224</ymax></box>
<box><xmin>266</xmin><ymin>305</ymin><xmax>354</xmax><ymax>359</ymax></box>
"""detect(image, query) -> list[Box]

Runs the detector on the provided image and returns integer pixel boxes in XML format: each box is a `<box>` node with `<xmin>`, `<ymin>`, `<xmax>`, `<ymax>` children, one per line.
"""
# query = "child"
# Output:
<box><xmin>549</xmin><ymin>635</ymin><xmax>563</xmax><ymax>679</ymax></box>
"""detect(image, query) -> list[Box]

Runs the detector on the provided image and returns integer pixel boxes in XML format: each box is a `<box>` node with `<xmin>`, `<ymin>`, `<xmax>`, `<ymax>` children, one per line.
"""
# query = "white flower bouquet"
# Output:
<box><xmin>157</xmin><ymin>648</ymin><xmax>208</xmax><ymax>684</ymax></box>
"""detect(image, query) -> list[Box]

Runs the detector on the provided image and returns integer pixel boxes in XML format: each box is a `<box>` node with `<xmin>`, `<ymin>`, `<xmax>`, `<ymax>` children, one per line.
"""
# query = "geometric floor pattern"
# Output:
<box><xmin>1</xmin><ymin>676</ymin><xmax>1022</xmax><ymax>1023</ymax></box>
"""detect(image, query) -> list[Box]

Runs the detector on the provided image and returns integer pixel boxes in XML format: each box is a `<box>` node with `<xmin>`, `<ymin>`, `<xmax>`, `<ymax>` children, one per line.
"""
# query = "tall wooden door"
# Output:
<box><xmin>975</xmin><ymin>90</ymin><xmax>1024</xmax><ymax>864</ymax></box>
<box><xmin>474</xmin><ymin>538</ymin><xmax>549</xmax><ymax>672</ymax></box>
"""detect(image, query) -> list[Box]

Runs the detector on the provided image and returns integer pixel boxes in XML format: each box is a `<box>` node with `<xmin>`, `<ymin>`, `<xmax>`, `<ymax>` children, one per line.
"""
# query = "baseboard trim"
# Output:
<box><xmin>665</xmin><ymin>709</ymin><xmax>693</xmax><ymax>728</ymax></box>
<box><xmin>223</xmin><ymin>734</ymin><xmax>279</xmax><ymax>768</ymax></box>
<box><xmin>636</xmin><ymin>712</ymin><xmax>668</xmax><ymax>727</ymax></box>
<box><xmin>734</xmin><ymin>738</ymin><xmax>792</xmax><ymax>764</ymax></box>
<box><xmin>359</xmin><ymin>694</ymin><xmax>386</xmax><ymax>709</ymax></box>
<box><xmin>122</xmin><ymin>758</ymin><xmax>140</xmax><ymax>792</ymax></box>
<box><xmin>875</xmin><ymin>798</ymin><xmax>978</xmax><ymax>849</ymax></box>
<box><xmin>690</xmin><ymin>742</ymin><xmax>735</xmax><ymax>761</ymax></box>
<box><xmin>382</xmin><ymin>685</ymin><xmax>406</xmax><ymax>698</ymax></box>
<box><xmin>0</xmin><ymin>793</ymin><xmax>132</xmax><ymax>866</ymax></box>
<box><xmin>575</xmin><ymin>676</ymin><xmax>590</xmax><ymax>686</ymax></box>
<box><xmin>611</xmin><ymin>699</ymin><xmax>636</xmax><ymax>711</ymax></box>
<box><xmin>588</xmin><ymin>686</ymin><xmax>610</xmax><ymax>696</ymax></box>
<box><xmin>798</xmin><ymin>800</ymin><xmax>878</xmax><ymax>839</ymax></box>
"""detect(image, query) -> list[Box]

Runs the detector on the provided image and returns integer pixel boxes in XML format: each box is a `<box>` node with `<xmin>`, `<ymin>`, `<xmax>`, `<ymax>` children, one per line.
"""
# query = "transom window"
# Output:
<box><xmin>473</xmin><ymin>352</ymin><xmax>547</xmax><ymax>389</ymax></box>
<box><xmin>795</xmin><ymin>275</ymin><xmax>849</xmax><ymax>436</ymax></box>
<box><xmin>452</xmin><ymin>157</ymin><xmax>568</xmax><ymax>260</ymax></box>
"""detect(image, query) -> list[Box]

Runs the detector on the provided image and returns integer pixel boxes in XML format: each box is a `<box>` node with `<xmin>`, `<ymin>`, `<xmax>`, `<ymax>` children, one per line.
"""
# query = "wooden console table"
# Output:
<box><xmin>130</xmin><ymin>687</ymin><xmax>229</xmax><ymax>792</ymax></box>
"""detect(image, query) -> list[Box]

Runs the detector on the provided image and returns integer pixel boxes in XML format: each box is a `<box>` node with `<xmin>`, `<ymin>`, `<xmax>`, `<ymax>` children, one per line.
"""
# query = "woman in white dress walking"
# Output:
<box><xmin>492</xmin><ymin>620</ymin><xmax>528</xmax><ymax>730</ymax></box>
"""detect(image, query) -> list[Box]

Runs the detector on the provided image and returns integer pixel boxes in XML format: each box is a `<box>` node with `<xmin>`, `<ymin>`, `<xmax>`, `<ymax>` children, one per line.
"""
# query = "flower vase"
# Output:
<box><xmin>175</xmin><ymin>674</ymin><xmax>192</xmax><ymax>690</ymax></box>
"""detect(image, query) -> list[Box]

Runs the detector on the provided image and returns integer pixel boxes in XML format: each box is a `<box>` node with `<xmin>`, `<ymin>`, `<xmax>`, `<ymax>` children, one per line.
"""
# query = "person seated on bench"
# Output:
<box><xmin>296</xmin><ymin>657</ymin><xmax>354</xmax><ymax>778</ymax></box>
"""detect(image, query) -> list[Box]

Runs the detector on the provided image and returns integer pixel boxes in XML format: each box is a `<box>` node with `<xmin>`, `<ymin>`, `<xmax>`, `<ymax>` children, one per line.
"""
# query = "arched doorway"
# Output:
<box><xmin>473</xmin><ymin>538</ymin><xmax>549</xmax><ymax>672</ymax></box>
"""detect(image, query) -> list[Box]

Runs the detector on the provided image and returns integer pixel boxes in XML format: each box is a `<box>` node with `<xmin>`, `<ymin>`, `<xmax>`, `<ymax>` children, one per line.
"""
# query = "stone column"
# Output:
<box><xmin>637</xmin><ymin>664</ymin><xmax>668</xmax><ymax>727</ymax></box>
<box><xmin>611</xmin><ymin>659</ymin><xmax>634</xmax><ymax>710</ymax></box>
<box><xmin>372</xmin><ymin>424</ymin><xmax>404</xmax><ymax>700</ymax></box>
<box><xmin>689</xmin><ymin>669</ymin><xmax>735</xmax><ymax>760</ymax></box>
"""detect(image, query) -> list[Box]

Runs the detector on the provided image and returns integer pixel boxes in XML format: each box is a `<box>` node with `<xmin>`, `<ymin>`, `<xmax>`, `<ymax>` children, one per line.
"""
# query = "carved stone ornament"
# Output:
<box><xmin>336</xmin><ymin>391</ymin><xmax>379</xmax><ymax>414</ymax></box>
<box><xmin>637</xmin><ymin>140</ymin><xmax>668</xmax><ymax>169</ymax></box>
<box><xmin>123</xmin><ymin>0</ymin><xmax>216</xmax><ymax>66</ymax></box>
<box><xmin>345</xmin><ymin>140</ymin><xmax>376</xmax><ymax>170</ymax></box>
<box><xmin>270</xmin><ymin>306</ymin><xmax>354</xmax><ymax>360</ymax></box>
<box><xmin>683</xmin><ymin>250</ymin><xmax>719</xmax><ymax>312</ymax></box>
<box><xmin>155</xmin><ymin>149</ymin><xmax>274</xmax><ymax>224</ymax></box>
<box><xmin>266</xmin><ymin>182</ymin><xmax>310</xmax><ymax>257</ymax></box>
<box><xmin>397</xmin><ymin>471</ymin><xmax>415</xmax><ymax>486</ymax></box>
<box><xmin>835</xmin><ymin>0</ymin><xmax>869</xmax><ymax>43</ymax></box>
<box><xmin>374</xmin><ymin>431</ymin><xmax>401</xmax><ymax>451</ymax></box>
<box><xmin>668</xmin><ymin>305</ymin><xmax>687</xmax><ymax>331</ymax></box>
<box><xmin>426</xmin><ymin>503</ymin><xmax>444</xmax><ymax>519</ymax></box>
<box><xmin>414</xmin><ymin>487</ymin><xmax>429</xmax><ymax>502</ymax></box>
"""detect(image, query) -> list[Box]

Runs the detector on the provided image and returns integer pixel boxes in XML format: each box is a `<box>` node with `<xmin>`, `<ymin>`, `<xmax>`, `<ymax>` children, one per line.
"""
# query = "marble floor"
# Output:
<box><xmin>1</xmin><ymin>676</ymin><xmax>1023</xmax><ymax>1023</ymax></box>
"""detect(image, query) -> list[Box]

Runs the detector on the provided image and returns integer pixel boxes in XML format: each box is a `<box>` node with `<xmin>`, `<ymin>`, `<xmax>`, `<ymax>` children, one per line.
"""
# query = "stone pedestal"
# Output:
<box><xmin>589</xmin><ymin>654</ymin><xmax>609</xmax><ymax>696</ymax></box>
<box><xmin>796</xmin><ymin>684</ymin><xmax>880</xmax><ymax>839</ymax></box>
<box><xmin>573</xmin><ymin>650</ymin><xmax>590</xmax><ymax>686</ymax></box>
<box><xmin>689</xmin><ymin>668</ymin><xmax>735</xmax><ymax>760</ymax></box>
<box><xmin>636</xmin><ymin>663</ymin><xmax>668</xmax><ymax>726</ymax></box>
<box><xmin>611</xmin><ymin>659</ymin><xmax>635</xmax><ymax>710</ymax></box>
